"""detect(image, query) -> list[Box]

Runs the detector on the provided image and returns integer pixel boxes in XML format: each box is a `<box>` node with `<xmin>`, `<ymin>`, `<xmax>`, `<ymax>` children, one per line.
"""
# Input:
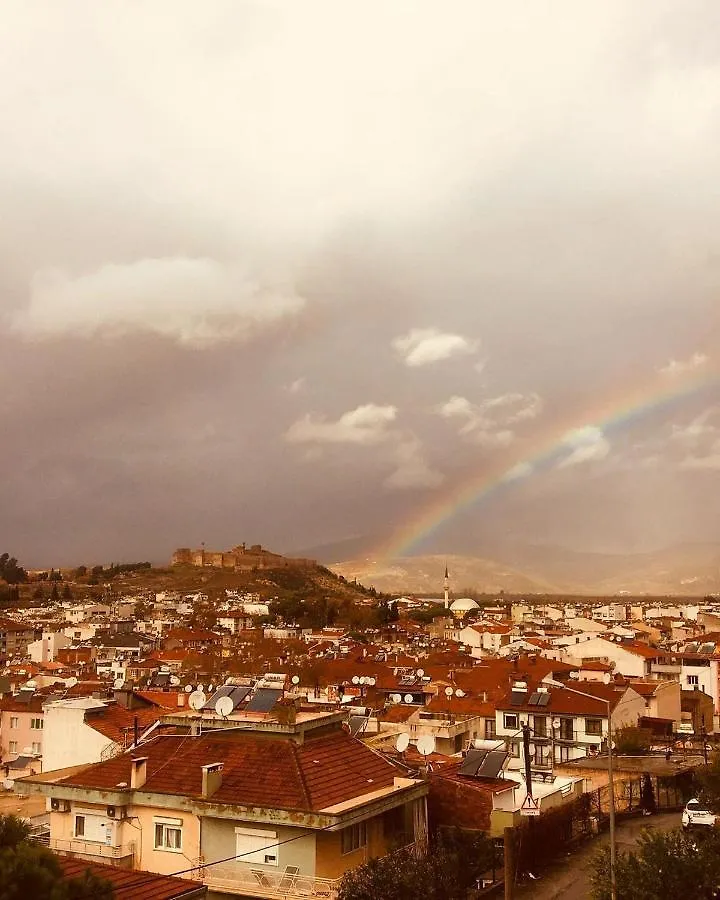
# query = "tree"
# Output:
<box><xmin>74</xmin><ymin>566</ymin><xmax>87</xmax><ymax>578</ymax></box>
<box><xmin>50</xmin><ymin>583</ymin><xmax>60</xmax><ymax>603</ymax></box>
<box><xmin>338</xmin><ymin>831</ymin><xmax>495</xmax><ymax>900</ymax></box>
<box><xmin>0</xmin><ymin>554</ymin><xmax>27</xmax><ymax>585</ymax></box>
<box><xmin>590</xmin><ymin>827</ymin><xmax>720</xmax><ymax>900</ymax></box>
<box><xmin>62</xmin><ymin>584</ymin><xmax>73</xmax><ymax>601</ymax></box>
<box><xmin>694</xmin><ymin>752</ymin><xmax>720</xmax><ymax>809</ymax></box>
<box><xmin>614</xmin><ymin>725</ymin><xmax>651</xmax><ymax>755</ymax></box>
<box><xmin>0</xmin><ymin>814</ymin><xmax>114</xmax><ymax>900</ymax></box>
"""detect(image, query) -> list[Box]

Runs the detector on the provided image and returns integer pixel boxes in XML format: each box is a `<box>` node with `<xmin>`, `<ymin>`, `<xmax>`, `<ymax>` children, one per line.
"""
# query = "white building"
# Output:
<box><xmin>28</xmin><ymin>631</ymin><xmax>72</xmax><ymax>664</ymax></box>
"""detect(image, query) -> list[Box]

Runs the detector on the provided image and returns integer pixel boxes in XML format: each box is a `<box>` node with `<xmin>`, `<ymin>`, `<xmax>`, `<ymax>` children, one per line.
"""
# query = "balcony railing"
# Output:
<box><xmin>49</xmin><ymin>837</ymin><xmax>135</xmax><ymax>863</ymax></box>
<box><xmin>203</xmin><ymin>864</ymin><xmax>340</xmax><ymax>899</ymax></box>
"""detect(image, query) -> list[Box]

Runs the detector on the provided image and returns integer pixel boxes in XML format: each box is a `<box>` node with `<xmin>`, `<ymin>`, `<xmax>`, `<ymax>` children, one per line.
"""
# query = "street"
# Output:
<box><xmin>516</xmin><ymin>811</ymin><xmax>681</xmax><ymax>900</ymax></box>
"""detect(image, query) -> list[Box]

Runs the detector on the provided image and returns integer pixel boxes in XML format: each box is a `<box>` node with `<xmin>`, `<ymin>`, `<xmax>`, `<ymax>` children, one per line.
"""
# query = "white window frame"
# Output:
<box><xmin>154</xmin><ymin>817</ymin><xmax>183</xmax><ymax>853</ymax></box>
<box><xmin>74</xmin><ymin>815</ymin><xmax>85</xmax><ymax>838</ymax></box>
<box><xmin>235</xmin><ymin>827</ymin><xmax>278</xmax><ymax>867</ymax></box>
<box><xmin>341</xmin><ymin>822</ymin><xmax>367</xmax><ymax>855</ymax></box>
<box><xmin>687</xmin><ymin>675</ymin><xmax>699</xmax><ymax>686</ymax></box>
<box><xmin>503</xmin><ymin>713</ymin><xmax>518</xmax><ymax>730</ymax></box>
<box><xmin>30</xmin><ymin>718</ymin><xmax>43</xmax><ymax>730</ymax></box>
<box><xmin>8</xmin><ymin>741</ymin><xmax>17</xmax><ymax>754</ymax></box>
<box><xmin>31</xmin><ymin>742</ymin><xmax>42</xmax><ymax>754</ymax></box>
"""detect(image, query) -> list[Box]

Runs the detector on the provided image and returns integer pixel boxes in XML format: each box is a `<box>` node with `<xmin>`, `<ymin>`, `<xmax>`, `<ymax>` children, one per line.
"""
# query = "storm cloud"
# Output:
<box><xmin>1</xmin><ymin>1</ymin><xmax>719</xmax><ymax>565</ymax></box>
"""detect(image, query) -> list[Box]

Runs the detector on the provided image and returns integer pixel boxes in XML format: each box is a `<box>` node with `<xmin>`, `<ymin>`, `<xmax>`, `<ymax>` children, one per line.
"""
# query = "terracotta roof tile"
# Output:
<box><xmin>59</xmin><ymin>728</ymin><xmax>401</xmax><ymax>813</ymax></box>
<box><xmin>57</xmin><ymin>856</ymin><xmax>202</xmax><ymax>900</ymax></box>
<box><xmin>83</xmin><ymin>705</ymin><xmax>165</xmax><ymax>743</ymax></box>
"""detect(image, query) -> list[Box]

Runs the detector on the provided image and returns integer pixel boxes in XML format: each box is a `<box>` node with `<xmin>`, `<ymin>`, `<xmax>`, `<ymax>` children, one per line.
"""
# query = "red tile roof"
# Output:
<box><xmin>57</xmin><ymin>856</ymin><xmax>204</xmax><ymax>900</ymax></box>
<box><xmin>58</xmin><ymin>728</ymin><xmax>401</xmax><ymax>812</ymax></box>
<box><xmin>83</xmin><ymin>704</ymin><xmax>166</xmax><ymax>743</ymax></box>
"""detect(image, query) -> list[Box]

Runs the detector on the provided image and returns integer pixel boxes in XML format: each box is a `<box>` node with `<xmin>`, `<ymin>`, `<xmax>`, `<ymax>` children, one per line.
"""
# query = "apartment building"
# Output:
<box><xmin>19</xmin><ymin>710</ymin><xmax>428</xmax><ymax>900</ymax></box>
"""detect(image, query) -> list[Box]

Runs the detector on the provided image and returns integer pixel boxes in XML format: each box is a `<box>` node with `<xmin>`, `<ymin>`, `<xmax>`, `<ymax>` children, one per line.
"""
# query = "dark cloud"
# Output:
<box><xmin>1</xmin><ymin>1</ymin><xmax>719</xmax><ymax>565</ymax></box>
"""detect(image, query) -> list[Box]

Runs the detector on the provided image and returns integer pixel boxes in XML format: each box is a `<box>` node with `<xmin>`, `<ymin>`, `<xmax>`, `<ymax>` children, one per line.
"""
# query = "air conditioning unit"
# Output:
<box><xmin>106</xmin><ymin>805</ymin><xmax>126</xmax><ymax>820</ymax></box>
<box><xmin>51</xmin><ymin>798</ymin><xmax>70</xmax><ymax>813</ymax></box>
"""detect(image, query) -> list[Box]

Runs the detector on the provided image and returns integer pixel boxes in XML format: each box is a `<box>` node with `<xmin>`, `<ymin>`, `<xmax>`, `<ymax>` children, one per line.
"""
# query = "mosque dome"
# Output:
<box><xmin>449</xmin><ymin>597</ymin><xmax>480</xmax><ymax>614</ymax></box>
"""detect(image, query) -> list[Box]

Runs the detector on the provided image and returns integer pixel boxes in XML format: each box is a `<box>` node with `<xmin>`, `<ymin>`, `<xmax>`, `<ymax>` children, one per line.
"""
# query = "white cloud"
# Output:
<box><xmin>385</xmin><ymin>439</ymin><xmax>444</xmax><ymax>490</ymax></box>
<box><xmin>12</xmin><ymin>258</ymin><xmax>304</xmax><ymax>347</ymax></box>
<box><xmin>671</xmin><ymin>408</ymin><xmax>719</xmax><ymax>445</ymax></box>
<box><xmin>286</xmin><ymin>377</ymin><xmax>306</xmax><ymax>395</ymax></box>
<box><xmin>502</xmin><ymin>461</ymin><xmax>534</xmax><ymax>482</ymax></box>
<box><xmin>659</xmin><ymin>352</ymin><xmax>709</xmax><ymax>377</ymax></box>
<box><xmin>285</xmin><ymin>403</ymin><xmax>397</xmax><ymax>445</ymax></box>
<box><xmin>393</xmin><ymin>328</ymin><xmax>477</xmax><ymax>367</ymax></box>
<box><xmin>438</xmin><ymin>391</ymin><xmax>542</xmax><ymax>446</ymax></box>
<box><xmin>557</xmin><ymin>426</ymin><xmax>611</xmax><ymax>468</ymax></box>
<box><xmin>680</xmin><ymin>450</ymin><xmax>720</xmax><ymax>470</ymax></box>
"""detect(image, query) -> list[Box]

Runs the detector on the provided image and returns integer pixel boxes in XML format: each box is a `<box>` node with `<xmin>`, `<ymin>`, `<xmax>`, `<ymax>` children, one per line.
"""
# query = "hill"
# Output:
<box><xmin>331</xmin><ymin>542</ymin><xmax>720</xmax><ymax>596</ymax></box>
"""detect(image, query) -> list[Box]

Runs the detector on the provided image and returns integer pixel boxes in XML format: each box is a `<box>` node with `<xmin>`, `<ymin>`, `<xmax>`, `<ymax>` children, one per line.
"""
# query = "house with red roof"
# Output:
<box><xmin>494</xmin><ymin>680</ymin><xmax>645</xmax><ymax>766</ymax></box>
<box><xmin>19</xmin><ymin>709</ymin><xmax>428</xmax><ymax>900</ymax></box>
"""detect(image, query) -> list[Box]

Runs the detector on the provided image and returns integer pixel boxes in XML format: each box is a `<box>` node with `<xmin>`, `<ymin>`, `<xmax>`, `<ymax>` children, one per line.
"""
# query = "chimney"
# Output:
<box><xmin>130</xmin><ymin>757</ymin><xmax>148</xmax><ymax>790</ymax></box>
<box><xmin>201</xmin><ymin>763</ymin><xmax>224</xmax><ymax>798</ymax></box>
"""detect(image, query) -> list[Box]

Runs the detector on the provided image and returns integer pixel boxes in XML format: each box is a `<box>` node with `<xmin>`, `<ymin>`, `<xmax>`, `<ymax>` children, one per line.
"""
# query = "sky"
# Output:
<box><xmin>2</xmin><ymin>1</ymin><xmax>720</xmax><ymax>566</ymax></box>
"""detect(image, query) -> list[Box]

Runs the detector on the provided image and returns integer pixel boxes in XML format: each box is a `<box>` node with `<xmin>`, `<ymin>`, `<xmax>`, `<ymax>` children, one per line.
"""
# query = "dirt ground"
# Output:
<box><xmin>515</xmin><ymin>810</ymin><xmax>681</xmax><ymax>900</ymax></box>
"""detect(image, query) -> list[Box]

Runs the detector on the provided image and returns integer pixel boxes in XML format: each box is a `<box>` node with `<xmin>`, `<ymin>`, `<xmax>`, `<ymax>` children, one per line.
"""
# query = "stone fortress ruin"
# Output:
<box><xmin>171</xmin><ymin>542</ymin><xmax>316</xmax><ymax>571</ymax></box>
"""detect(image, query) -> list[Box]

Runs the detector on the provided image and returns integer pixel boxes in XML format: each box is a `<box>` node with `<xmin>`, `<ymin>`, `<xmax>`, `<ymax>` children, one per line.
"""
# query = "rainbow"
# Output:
<box><xmin>375</xmin><ymin>357</ymin><xmax>718</xmax><ymax>561</ymax></box>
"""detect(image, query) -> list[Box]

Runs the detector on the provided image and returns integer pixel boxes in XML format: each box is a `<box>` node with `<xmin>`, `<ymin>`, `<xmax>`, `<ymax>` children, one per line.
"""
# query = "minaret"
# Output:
<box><xmin>444</xmin><ymin>564</ymin><xmax>450</xmax><ymax>610</ymax></box>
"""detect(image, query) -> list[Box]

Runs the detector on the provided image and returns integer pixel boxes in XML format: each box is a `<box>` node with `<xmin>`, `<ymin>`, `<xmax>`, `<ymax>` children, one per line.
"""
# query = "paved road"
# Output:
<box><xmin>515</xmin><ymin>811</ymin><xmax>680</xmax><ymax>900</ymax></box>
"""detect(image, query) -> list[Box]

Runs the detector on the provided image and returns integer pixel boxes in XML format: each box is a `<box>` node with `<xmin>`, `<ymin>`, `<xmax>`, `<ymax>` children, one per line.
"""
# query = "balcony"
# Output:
<box><xmin>203</xmin><ymin>864</ymin><xmax>340</xmax><ymax>899</ymax></box>
<box><xmin>49</xmin><ymin>837</ymin><xmax>135</xmax><ymax>865</ymax></box>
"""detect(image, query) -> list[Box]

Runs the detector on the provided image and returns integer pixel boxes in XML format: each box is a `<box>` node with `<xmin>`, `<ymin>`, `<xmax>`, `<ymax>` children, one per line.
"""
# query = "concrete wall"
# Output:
<box><xmin>42</xmin><ymin>700</ymin><xmax>110</xmax><ymax>772</ymax></box>
<box><xmin>315</xmin><ymin>813</ymin><xmax>386</xmax><ymax>880</ymax></box>
<box><xmin>132</xmin><ymin>804</ymin><xmax>201</xmax><ymax>875</ymax></box>
<box><xmin>202</xmin><ymin>816</ymin><xmax>316</xmax><ymax>878</ymax></box>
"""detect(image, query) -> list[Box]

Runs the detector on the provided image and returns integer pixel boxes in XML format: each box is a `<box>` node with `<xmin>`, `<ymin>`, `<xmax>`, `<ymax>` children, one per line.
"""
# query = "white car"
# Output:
<box><xmin>682</xmin><ymin>799</ymin><xmax>716</xmax><ymax>829</ymax></box>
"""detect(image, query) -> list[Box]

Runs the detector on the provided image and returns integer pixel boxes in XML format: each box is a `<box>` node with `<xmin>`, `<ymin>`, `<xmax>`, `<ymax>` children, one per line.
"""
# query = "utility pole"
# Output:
<box><xmin>503</xmin><ymin>826</ymin><xmax>515</xmax><ymax>900</ymax></box>
<box><xmin>522</xmin><ymin>723</ymin><xmax>534</xmax><ymax>803</ymax></box>
<box><xmin>702</xmin><ymin>715</ymin><xmax>708</xmax><ymax>766</ymax></box>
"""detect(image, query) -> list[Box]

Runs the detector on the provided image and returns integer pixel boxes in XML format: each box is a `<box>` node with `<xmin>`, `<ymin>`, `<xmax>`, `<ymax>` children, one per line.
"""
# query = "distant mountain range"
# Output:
<box><xmin>325</xmin><ymin>542</ymin><xmax>720</xmax><ymax>597</ymax></box>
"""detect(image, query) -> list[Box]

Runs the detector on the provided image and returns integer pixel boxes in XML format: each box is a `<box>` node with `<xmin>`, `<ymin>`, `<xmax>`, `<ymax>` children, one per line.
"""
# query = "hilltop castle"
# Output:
<box><xmin>171</xmin><ymin>543</ymin><xmax>315</xmax><ymax>571</ymax></box>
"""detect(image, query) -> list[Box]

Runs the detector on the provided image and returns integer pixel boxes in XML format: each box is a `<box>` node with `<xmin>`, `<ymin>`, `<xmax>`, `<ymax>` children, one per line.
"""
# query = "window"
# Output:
<box><xmin>75</xmin><ymin>816</ymin><xmax>85</xmax><ymax>837</ymax></box>
<box><xmin>30</xmin><ymin>718</ymin><xmax>43</xmax><ymax>729</ymax></box>
<box><xmin>341</xmin><ymin>822</ymin><xmax>367</xmax><ymax>855</ymax></box>
<box><xmin>485</xmin><ymin>719</ymin><xmax>496</xmax><ymax>739</ymax></box>
<box><xmin>10</xmin><ymin>717</ymin><xmax>18</xmax><ymax>729</ymax></box>
<box><xmin>687</xmin><ymin>675</ymin><xmax>699</xmax><ymax>686</ymax></box>
<box><xmin>235</xmin><ymin>827</ymin><xmax>278</xmax><ymax>866</ymax></box>
<box><xmin>503</xmin><ymin>713</ymin><xmax>518</xmax><ymax>730</ymax></box>
<box><xmin>533</xmin><ymin>716</ymin><xmax>547</xmax><ymax>737</ymax></box>
<box><xmin>154</xmin><ymin>819</ymin><xmax>183</xmax><ymax>852</ymax></box>
<box><xmin>507</xmin><ymin>740</ymin><xmax>520</xmax><ymax>757</ymax></box>
<box><xmin>8</xmin><ymin>742</ymin><xmax>17</xmax><ymax>754</ymax></box>
<box><xmin>585</xmin><ymin>719</ymin><xmax>602</xmax><ymax>736</ymax></box>
<box><xmin>558</xmin><ymin>718</ymin><xmax>574</xmax><ymax>741</ymax></box>
<box><xmin>31</xmin><ymin>742</ymin><xmax>41</xmax><ymax>754</ymax></box>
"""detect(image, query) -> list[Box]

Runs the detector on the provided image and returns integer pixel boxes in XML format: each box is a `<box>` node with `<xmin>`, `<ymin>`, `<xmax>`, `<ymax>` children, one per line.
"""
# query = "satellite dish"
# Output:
<box><xmin>113</xmin><ymin>678</ymin><xmax>124</xmax><ymax>690</ymax></box>
<box><xmin>455</xmin><ymin>689</ymin><xmax>465</xmax><ymax>698</ymax></box>
<box><xmin>367</xmin><ymin>677</ymin><xmax>376</xmax><ymax>687</ymax></box>
<box><xmin>291</xmin><ymin>675</ymin><xmax>300</xmax><ymax>685</ymax></box>
<box><xmin>208</xmin><ymin>683</ymin><xmax>215</xmax><ymax>692</ymax></box>
<box><xmin>391</xmin><ymin>693</ymin><xmax>402</xmax><ymax>703</ymax></box>
<box><xmin>417</xmin><ymin>669</ymin><xmax>425</xmax><ymax>677</ymax></box>
<box><xmin>189</xmin><ymin>691</ymin><xmax>205</xmax><ymax>711</ymax></box>
<box><xmin>603</xmin><ymin>673</ymin><xmax>612</xmax><ymax>684</ymax></box>
<box><xmin>396</xmin><ymin>734</ymin><xmax>410</xmax><ymax>753</ymax></box>
<box><xmin>417</xmin><ymin>734</ymin><xmax>436</xmax><ymax>757</ymax></box>
<box><xmin>170</xmin><ymin>675</ymin><xmax>180</xmax><ymax>686</ymax></box>
<box><xmin>197</xmin><ymin>683</ymin><xmax>205</xmax><ymax>693</ymax></box>
<box><xmin>352</xmin><ymin>676</ymin><xmax>360</xmax><ymax>685</ymax></box>
<box><xmin>552</xmin><ymin>718</ymin><xmax>561</xmax><ymax>730</ymax></box>
<box><xmin>404</xmin><ymin>693</ymin><xmax>414</xmax><ymax>704</ymax></box>
<box><xmin>215</xmin><ymin>696</ymin><xmax>234</xmax><ymax>718</ymax></box>
<box><xmin>445</xmin><ymin>687</ymin><xmax>454</xmax><ymax>697</ymax></box>
<box><xmin>359</xmin><ymin>677</ymin><xmax>367</xmax><ymax>685</ymax></box>
<box><xmin>185</xmin><ymin>684</ymin><xmax>193</xmax><ymax>693</ymax></box>
<box><xmin>66</xmin><ymin>677</ymin><xmax>78</xmax><ymax>688</ymax></box>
